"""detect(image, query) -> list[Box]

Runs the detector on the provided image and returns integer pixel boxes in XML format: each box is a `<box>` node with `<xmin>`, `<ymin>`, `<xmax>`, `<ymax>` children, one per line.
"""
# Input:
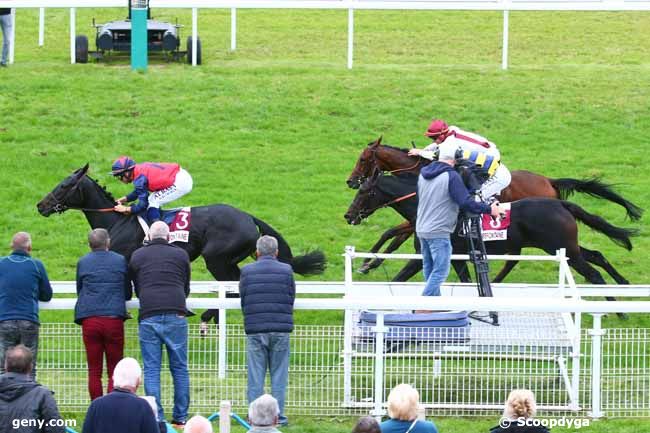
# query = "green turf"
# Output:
<box><xmin>1</xmin><ymin>6</ymin><xmax>649</xmax><ymax>432</ymax></box>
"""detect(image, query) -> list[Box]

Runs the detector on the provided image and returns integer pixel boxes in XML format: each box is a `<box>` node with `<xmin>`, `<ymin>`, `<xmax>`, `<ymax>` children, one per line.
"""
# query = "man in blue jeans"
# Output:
<box><xmin>416</xmin><ymin>142</ymin><xmax>500</xmax><ymax>298</ymax></box>
<box><xmin>128</xmin><ymin>221</ymin><xmax>191</xmax><ymax>428</ymax></box>
<box><xmin>0</xmin><ymin>232</ymin><xmax>53</xmax><ymax>379</ymax></box>
<box><xmin>240</xmin><ymin>235</ymin><xmax>296</xmax><ymax>426</ymax></box>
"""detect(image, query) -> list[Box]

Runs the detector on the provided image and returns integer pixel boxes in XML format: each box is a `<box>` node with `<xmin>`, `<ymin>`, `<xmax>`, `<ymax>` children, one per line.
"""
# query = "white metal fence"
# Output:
<box><xmin>4</xmin><ymin>0</ymin><xmax>650</xmax><ymax>68</ymax></box>
<box><xmin>33</xmin><ymin>248</ymin><xmax>650</xmax><ymax>418</ymax></box>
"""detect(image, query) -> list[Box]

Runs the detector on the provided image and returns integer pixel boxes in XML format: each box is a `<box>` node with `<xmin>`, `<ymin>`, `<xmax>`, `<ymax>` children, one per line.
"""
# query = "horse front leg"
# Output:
<box><xmin>359</xmin><ymin>221</ymin><xmax>413</xmax><ymax>274</ymax></box>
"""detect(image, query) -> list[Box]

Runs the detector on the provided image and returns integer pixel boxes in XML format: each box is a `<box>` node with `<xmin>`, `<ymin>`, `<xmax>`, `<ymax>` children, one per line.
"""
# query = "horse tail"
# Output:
<box><xmin>561</xmin><ymin>201</ymin><xmax>639</xmax><ymax>251</ymax></box>
<box><xmin>251</xmin><ymin>216</ymin><xmax>327</xmax><ymax>276</ymax></box>
<box><xmin>550</xmin><ymin>177</ymin><xmax>644</xmax><ymax>221</ymax></box>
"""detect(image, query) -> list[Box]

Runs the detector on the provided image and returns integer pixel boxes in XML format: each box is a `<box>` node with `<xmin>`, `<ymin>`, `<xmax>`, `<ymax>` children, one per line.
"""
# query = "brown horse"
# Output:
<box><xmin>347</xmin><ymin>137</ymin><xmax>643</xmax><ymax>274</ymax></box>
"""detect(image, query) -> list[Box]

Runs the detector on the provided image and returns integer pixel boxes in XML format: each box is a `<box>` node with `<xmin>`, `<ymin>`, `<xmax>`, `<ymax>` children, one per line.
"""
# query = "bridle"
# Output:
<box><xmin>46</xmin><ymin>174</ymin><xmax>115</xmax><ymax>214</ymax></box>
<box><xmin>357</xmin><ymin>145</ymin><xmax>422</xmax><ymax>185</ymax></box>
<box><xmin>355</xmin><ymin>174</ymin><xmax>417</xmax><ymax>218</ymax></box>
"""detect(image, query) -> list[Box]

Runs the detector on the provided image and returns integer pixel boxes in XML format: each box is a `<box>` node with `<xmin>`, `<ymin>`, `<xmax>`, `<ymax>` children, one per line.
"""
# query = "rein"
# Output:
<box><xmin>388</xmin><ymin>159</ymin><xmax>421</xmax><ymax>175</ymax></box>
<box><xmin>363</xmin><ymin>191</ymin><xmax>417</xmax><ymax>216</ymax></box>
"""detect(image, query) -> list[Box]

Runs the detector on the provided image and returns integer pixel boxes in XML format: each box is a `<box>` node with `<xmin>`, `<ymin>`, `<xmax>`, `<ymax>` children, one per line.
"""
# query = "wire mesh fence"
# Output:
<box><xmin>35</xmin><ymin>318</ymin><xmax>650</xmax><ymax>418</ymax></box>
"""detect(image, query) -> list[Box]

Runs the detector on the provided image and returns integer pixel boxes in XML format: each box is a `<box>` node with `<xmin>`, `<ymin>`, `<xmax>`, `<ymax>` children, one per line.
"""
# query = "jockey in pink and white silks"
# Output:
<box><xmin>409</xmin><ymin>119</ymin><xmax>512</xmax><ymax>200</ymax></box>
<box><xmin>110</xmin><ymin>156</ymin><xmax>193</xmax><ymax>223</ymax></box>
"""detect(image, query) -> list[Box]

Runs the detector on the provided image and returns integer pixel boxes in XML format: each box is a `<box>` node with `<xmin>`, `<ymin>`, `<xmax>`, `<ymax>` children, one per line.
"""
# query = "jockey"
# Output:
<box><xmin>110</xmin><ymin>156</ymin><xmax>193</xmax><ymax>222</ymax></box>
<box><xmin>409</xmin><ymin>119</ymin><xmax>511</xmax><ymax>200</ymax></box>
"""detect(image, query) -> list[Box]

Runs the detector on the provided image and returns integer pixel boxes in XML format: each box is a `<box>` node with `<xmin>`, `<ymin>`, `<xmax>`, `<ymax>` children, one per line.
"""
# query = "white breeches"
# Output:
<box><xmin>148</xmin><ymin>168</ymin><xmax>193</xmax><ymax>208</ymax></box>
<box><xmin>479</xmin><ymin>164</ymin><xmax>511</xmax><ymax>200</ymax></box>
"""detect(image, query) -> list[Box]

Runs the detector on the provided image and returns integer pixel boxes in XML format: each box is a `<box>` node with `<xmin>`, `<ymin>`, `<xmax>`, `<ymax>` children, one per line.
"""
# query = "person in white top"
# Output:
<box><xmin>409</xmin><ymin>119</ymin><xmax>511</xmax><ymax>200</ymax></box>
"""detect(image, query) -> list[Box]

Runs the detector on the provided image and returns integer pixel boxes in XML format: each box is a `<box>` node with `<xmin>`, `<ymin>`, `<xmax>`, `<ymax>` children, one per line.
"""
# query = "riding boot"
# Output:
<box><xmin>146</xmin><ymin>207</ymin><xmax>161</xmax><ymax>224</ymax></box>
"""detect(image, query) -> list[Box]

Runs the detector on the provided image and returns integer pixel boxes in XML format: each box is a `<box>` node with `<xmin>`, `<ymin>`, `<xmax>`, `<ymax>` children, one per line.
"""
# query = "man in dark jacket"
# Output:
<box><xmin>0</xmin><ymin>232</ymin><xmax>52</xmax><ymax>379</ymax></box>
<box><xmin>75</xmin><ymin>228</ymin><xmax>131</xmax><ymax>401</ymax></box>
<box><xmin>129</xmin><ymin>221</ymin><xmax>191</xmax><ymax>427</ymax></box>
<box><xmin>240</xmin><ymin>235</ymin><xmax>295</xmax><ymax>426</ymax></box>
<box><xmin>416</xmin><ymin>142</ymin><xmax>500</xmax><ymax>297</ymax></box>
<box><xmin>82</xmin><ymin>357</ymin><xmax>160</xmax><ymax>433</ymax></box>
<box><xmin>0</xmin><ymin>345</ymin><xmax>64</xmax><ymax>433</ymax></box>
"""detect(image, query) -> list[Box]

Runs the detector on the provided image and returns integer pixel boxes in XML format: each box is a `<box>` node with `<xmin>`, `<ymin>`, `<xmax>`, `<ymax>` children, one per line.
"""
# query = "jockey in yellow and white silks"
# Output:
<box><xmin>409</xmin><ymin>119</ymin><xmax>511</xmax><ymax>200</ymax></box>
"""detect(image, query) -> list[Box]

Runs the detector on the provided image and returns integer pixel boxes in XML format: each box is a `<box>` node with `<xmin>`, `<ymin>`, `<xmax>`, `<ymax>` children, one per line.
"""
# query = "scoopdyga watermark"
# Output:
<box><xmin>499</xmin><ymin>416</ymin><xmax>591</xmax><ymax>430</ymax></box>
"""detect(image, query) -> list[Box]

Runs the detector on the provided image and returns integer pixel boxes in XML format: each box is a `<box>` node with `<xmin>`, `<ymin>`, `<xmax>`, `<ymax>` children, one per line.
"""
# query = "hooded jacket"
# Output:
<box><xmin>416</xmin><ymin>162</ymin><xmax>491</xmax><ymax>239</ymax></box>
<box><xmin>0</xmin><ymin>372</ymin><xmax>64</xmax><ymax>433</ymax></box>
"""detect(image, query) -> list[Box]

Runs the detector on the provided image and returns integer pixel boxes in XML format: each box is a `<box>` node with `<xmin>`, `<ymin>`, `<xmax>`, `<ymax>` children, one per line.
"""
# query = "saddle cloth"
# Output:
<box><xmin>480</xmin><ymin>203</ymin><xmax>511</xmax><ymax>241</ymax></box>
<box><xmin>137</xmin><ymin>207</ymin><xmax>192</xmax><ymax>243</ymax></box>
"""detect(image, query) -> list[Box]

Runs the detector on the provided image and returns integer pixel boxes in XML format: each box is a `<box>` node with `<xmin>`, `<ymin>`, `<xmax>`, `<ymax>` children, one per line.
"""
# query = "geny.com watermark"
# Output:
<box><xmin>12</xmin><ymin>418</ymin><xmax>77</xmax><ymax>430</ymax></box>
<box><xmin>499</xmin><ymin>416</ymin><xmax>591</xmax><ymax>430</ymax></box>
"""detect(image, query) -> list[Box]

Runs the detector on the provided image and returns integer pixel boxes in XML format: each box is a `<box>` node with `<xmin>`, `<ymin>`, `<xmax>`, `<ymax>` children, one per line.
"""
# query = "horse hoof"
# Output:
<box><xmin>357</xmin><ymin>266</ymin><xmax>370</xmax><ymax>274</ymax></box>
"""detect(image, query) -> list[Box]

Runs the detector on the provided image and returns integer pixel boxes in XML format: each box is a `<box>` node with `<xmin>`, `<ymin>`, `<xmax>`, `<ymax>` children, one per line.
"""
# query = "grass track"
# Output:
<box><xmin>1</xmin><ymin>7</ymin><xmax>650</xmax><ymax>432</ymax></box>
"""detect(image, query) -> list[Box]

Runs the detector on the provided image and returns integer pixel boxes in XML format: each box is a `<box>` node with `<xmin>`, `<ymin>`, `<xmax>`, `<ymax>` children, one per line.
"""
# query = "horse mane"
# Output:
<box><xmin>86</xmin><ymin>175</ymin><xmax>116</xmax><ymax>202</ymax></box>
<box><xmin>380</xmin><ymin>144</ymin><xmax>411</xmax><ymax>153</ymax></box>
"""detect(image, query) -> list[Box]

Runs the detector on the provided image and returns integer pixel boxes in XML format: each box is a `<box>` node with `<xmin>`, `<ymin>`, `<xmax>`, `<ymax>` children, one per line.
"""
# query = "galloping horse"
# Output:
<box><xmin>347</xmin><ymin>137</ymin><xmax>643</xmax><ymax>273</ymax></box>
<box><xmin>37</xmin><ymin>165</ymin><xmax>327</xmax><ymax>320</ymax></box>
<box><xmin>344</xmin><ymin>172</ymin><xmax>636</xmax><ymax>293</ymax></box>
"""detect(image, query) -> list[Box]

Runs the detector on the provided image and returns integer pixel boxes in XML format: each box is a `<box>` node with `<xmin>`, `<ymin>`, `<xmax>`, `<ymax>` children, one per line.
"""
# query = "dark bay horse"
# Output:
<box><xmin>37</xmin><ymin>165</ymin><xmax>327</xmax><ymax>321</ymax></box>
<box><xmin>344</xmin><ymin>173</ymin><xmax>636</xmax><ymax>294</ymax></box>
<box><xmin>347</xmin><ymin>137</ymin><xmax>643</xmax><ymax>273</ymax></box>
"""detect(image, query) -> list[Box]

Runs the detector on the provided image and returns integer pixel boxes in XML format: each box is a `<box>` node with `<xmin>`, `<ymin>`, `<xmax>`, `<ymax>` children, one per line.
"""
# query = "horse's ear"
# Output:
<box><xmin>81</xmin><ymin>163</ymin><xmax>89</xmax><ymax>175</ymax></box>
<box><xmin>377</xmin><ymin>135</ymin><xmax>383</xmax><ymax>145</ymax></box>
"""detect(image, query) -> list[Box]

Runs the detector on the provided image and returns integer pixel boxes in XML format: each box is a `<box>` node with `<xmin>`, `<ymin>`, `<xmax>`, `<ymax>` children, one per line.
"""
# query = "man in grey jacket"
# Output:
<box><xmin>0</xmin><ymin>345</ymin><xmax>64</xmax><ymax>433</ymax></box>
<box><xmin>416</xmin><ymin>141</ymin><xmax>500</xmax><ymax>297</ymax></box>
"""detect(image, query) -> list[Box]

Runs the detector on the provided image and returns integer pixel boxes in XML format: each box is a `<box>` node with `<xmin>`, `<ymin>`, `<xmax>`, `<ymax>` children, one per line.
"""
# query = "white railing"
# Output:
<box><xmin>36</xmin><ymin>247</ymin><xmax>650</xmax><ymax>418</ymax></box>
<box><xmin>4</xmin><ymin>0</ymin><xmax>650</xmax><ymax>68</ymax></box>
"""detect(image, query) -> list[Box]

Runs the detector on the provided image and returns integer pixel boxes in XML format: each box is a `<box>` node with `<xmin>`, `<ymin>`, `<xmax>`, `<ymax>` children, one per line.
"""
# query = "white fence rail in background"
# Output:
<box><xmin>36</xmin><ymin>248</ymin><xmax>650</xmax><ymax>418</ymax></box>
<box><xmin>4</xmin><ymin>0</ymin><xmax>650</xmax><ymax>67</ymax></box>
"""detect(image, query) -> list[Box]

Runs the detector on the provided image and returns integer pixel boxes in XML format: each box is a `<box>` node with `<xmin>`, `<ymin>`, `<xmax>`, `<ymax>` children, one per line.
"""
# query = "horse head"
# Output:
<box><xmin>344</xmin><ymin>171</ymin><xmax>387</xmax><ymax>225</ymax></box>
<box><xmin>346</xmin><ymin>136</ymin><xmax>382</xmax><ymax>189</ymax></box>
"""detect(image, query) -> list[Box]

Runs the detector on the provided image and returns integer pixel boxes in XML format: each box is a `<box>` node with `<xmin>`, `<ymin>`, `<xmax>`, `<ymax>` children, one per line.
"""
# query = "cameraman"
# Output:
<box><xmin>415</xmin><ymin>141</ymin><xmax>500</xmax><ymax>299</ymax></box>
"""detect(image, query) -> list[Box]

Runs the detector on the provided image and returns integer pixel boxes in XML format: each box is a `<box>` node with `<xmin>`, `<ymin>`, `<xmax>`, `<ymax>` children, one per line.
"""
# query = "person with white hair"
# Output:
<box><xmin>380</xmin><ymin>384</ymin><xmax>438</xmax><ymax>433</ymax></box>
<box><xmin>184</xmin><ymin>415</ymin><xmax>213</xmax><ymax>433</ymax></box>
<box><xmin>0</xmin><ymin>232</ymin><xmax>53</xmax><ymax>379</ymax></box>
<box><xmin>489</xmin><ymin>389</ymin><xmax>550</xmax><ymax>433</ymax></box>
<box><xmin>414</xmin><ymin>142</ymin><xmax>500</xmax><ymax>299</ymax></box>
<box><xmin>240</xmin><ymin>236</ymin><xmax>296</xmax><ymax>426</ymax></box>
<box><xmin>82</xmin><ymin>357</ymin><xmax>159</xmax><ymax>433</ymax></box>
<box><xmin>129</xmin><ymin>221</ymin><xmax>191</xmax><ymax>427</ymax></box>
<box><xmin>248</xmin><ymin>394</ymin><xmax>282</xmax><ymax>433</ymax></box>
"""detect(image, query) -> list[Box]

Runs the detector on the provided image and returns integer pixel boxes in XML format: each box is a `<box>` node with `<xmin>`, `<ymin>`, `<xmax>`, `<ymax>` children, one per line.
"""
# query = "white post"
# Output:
<box><xmin>557</xmin><ymin>248</ymin><xmax>566</xmax><ymax>298</ymax></box>
<box><xmin>39</xmin><ymin>8</ymin><xmax>45</xmax><ymax>46</ymax></box>
<box><xmin>69</xmin><ymin>8</ymin><xmax>76</xmax><ymax>64</ymax></box>
<box><xmin>219</xmin><ymin>400</ymin><xmax>232</xmax><ymax>433</ymax></box>
<box><xmin>343</xmin><ymin>246</ymin><xmax>355</xmax><ymax>405</ymax></box>
<box><xmin>371</xmin><ymin>312</ymin><xmax>387</xmax><ymax>420</ymax></box>
<box><xmin>501</xmin><ymin>10</ymin><xmax>509</xmax><ymax>70</ymax></box>
<box><xmin>9</xmin><ymin>9</ymin><xmax>15</xmax><ymax>64</ymax></box>
<box><xmin>218</xmin><ymin>285</ymin><xmax>227</xmax><ymax>379</ymax></box>
<box><xmin>192</xmin><ymin>8</ymin><xmax>198</xmax><ymax>67</ymax></box>
<box><xmin>347</xmin><ymin>8</ymin><xmax>354</xmax><ymax>69</ymax></box>
<box><xmin>589</xmin><ymin>314</ymin><xmax>604</xmax><ymax>418</ymax></box>
<box><xmin>230</xmin><ymin>8</ymin><xmax>237</xmax><ymax>51</ymax></box>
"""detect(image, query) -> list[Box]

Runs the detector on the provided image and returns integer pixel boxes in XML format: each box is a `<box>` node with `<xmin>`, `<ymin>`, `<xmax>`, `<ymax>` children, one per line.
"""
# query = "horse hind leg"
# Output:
<box><xmin>580</xmin><ymin>246</ymin><xmax>630</xmax><ymax>285</ymax></box>
<box><xmin>569</xmin><ymin>252</ymin><xmax>626</xmax><ymax>318</ymax></box>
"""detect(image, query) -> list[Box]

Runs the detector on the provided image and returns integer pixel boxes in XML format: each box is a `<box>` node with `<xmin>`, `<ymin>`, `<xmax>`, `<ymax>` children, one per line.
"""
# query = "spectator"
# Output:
<box><xmin>75</xmin><ymin>228</ymin><xmax>131</xmax><ymax>400</ymax></box>
<box><xmin>0</xmin><ymin>232</ymin><xmax>52</xmax><ymax>379</ymax></box>
<box><xmin>82</xmin><ymin>357</ymin><xmax>160</xmax><ymax>433</ymax></box>
<box><xmin>248</xmin><ymin>394</ymin><xmax>282</xmax><ymax>433</ymax></box>
<box><xmin>353</xmin><ymin>416</ymin><xmax>381</xmax><ymax>433</ymax></box>
<box><xmin>415</xmin><ymin>141</ymin><xmax>500</xmax><ymax>298</ymax></box>
<box><xmin>184</xmin><ymin>415</ymin><xmax>213</xmax><ymax>433</ymax></box>
<box><xmin>129</xmin><ymin>221</ymin><xmax>191</xmax><ymax>427</ymax></box>
<box><xmin>240</xmin><ymin>235</ymin><xmax>295</xmax><ymax>426</ymax></box>
<box><xmin>489</xmin><ymin>389</ymin><xmax>549</xmax><ymax>433</ymax></box>
<box><xmin>0</xmin><ymin>8</ymin><xmax>11</xmax><ymax>67</ymax></box>
<box><xmin>0</xmin><ymin>345</ymin><xmax>64</xmax><ymax>433</ymax></box>
<box><xmin>380</xmin><ymin>384</ymin><xmax>438</xmax><ymax>433</ymax></box>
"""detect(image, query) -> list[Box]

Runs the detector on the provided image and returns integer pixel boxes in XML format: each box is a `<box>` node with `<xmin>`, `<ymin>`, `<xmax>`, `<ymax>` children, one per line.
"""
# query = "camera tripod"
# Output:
<box><xmin>460</xmin><ymin>211</ymin><xmax>499</xmax><ymax>326</ymax></box>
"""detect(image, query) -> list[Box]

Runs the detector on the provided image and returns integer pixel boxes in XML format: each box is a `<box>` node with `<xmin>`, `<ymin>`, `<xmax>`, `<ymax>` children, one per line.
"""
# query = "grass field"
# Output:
<box><xmin>1</xmin><ymin>6</ymin><xmax>650</xmax><ymax>432</ymax></box>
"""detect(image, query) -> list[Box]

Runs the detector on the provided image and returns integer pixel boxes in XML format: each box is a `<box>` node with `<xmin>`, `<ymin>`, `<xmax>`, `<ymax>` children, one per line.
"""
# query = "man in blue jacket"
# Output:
<box><xmin>0</xmin><ymin>232</ymin><xmax>52</xmax><ymax>379</ymax></box>
<box><xmin>416</xmin><ymin>142</ymin><xmax>501</xmax><ymax>297</ymax></box>
<box><xmin>76</xmin><ymin>228</ymin><xmax>132</xmax><ymax>401</ymax></box>
<box><xmin>240</xmin><ymin>235</ymin><xmax>295</xmax><ymax>427</ymax></box>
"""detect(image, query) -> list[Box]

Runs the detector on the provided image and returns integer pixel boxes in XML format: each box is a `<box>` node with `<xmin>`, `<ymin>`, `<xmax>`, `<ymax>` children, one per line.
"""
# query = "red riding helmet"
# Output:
<box><xmin>424</xmin><ymin>119</ymin><xmax>449</xmax><ymax>138</ymax></box>
<box><xmin>110</xmin><ymin>156</ymin><xmax>136</xmax><ymax>176</ymax></box>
